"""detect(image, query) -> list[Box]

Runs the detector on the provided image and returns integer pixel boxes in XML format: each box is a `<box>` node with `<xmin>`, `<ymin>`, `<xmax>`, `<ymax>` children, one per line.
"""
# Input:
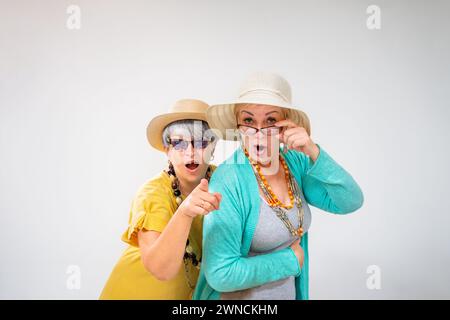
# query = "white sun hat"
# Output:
<box><xmin>206</xmin><ymin>72</ymin><xmax>311</xmax><ymax>141</ymax></box>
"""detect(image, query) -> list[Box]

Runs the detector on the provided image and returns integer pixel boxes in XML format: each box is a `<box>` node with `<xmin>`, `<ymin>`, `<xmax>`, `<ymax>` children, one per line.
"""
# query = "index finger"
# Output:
<box><xmin>274</xmin><ymin>119</ymin><xmax>297</xmax><ymax>129</ymax></box>
<box><xmin>201</xmin><ymin>192</ymin><xmax>220</xmax><ymax>211</ymax></box>
<box><xmin>213</xmin><ymin>192</ymin><xmax>222</xmax><ymax>205</ymax></box>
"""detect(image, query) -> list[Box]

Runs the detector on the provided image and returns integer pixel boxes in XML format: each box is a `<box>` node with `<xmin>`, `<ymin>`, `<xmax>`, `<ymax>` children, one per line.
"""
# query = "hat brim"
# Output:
<box><xmin>147</xmin><ymin>112</ymin><xmax>208</xmax><ymax>151</ymax></box>
<box><xmin>206</xmin><ymin>100</ymin><xmax>311</xmax><ymax>141</ymax></box>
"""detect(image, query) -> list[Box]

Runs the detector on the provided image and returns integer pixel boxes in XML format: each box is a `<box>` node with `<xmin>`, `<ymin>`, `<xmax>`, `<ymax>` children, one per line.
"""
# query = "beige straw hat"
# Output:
<box><xmin>146</xmin><ymin>99</ymin><xmax>209</xmax><ymax>151</ymax></box>
<box><xmin>206</xmin><ymin>72</ymin><xmax>310</xmax><ymax>140</ymax></box>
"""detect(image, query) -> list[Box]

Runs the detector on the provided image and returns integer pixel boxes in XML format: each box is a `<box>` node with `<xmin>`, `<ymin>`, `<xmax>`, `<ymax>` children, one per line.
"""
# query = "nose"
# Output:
<box><xmin>184</xmin><ymin>142</ymin><xmax>204</xmax><ymax>163</ymax></box>
<box><xmin>184</xmin><ymin>141</ymin><xmax>194</xmax><ymax>155</ymax></box>
<box><xmin>254</xmin><ymin>130</ymin><xmax>265</xmax><ymax>140</ymax></box>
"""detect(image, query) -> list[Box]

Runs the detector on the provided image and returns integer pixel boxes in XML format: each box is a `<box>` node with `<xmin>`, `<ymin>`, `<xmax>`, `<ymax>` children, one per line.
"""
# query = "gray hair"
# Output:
<box><xmin>162</xmin><ymin>119</ymin><xmax>217</xmax><ymax>148</ymax></box>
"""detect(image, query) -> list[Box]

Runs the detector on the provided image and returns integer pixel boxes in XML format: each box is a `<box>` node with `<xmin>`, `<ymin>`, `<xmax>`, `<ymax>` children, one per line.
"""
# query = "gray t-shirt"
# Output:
<box><xmin>220</xmin><ymin>189</ymin><xmax>312</xmax><ymax>300</ymax></box>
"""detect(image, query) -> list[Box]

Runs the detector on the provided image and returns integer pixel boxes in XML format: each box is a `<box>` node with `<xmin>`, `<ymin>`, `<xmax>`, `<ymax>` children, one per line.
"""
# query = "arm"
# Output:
<box><xmin>203</xmin><ymin>167</ymin><xmax>302</xmax><ymax>293</ymax></box>
<box><xmin>298</xmin><ymin>144</ymin><xmax>364</xmax><ymax>214</ymax></box>
<box><xmin>275</xmin><ymin>119</ymin><xmax>363</xmax><ymax>214</ymax></box>
<box><xmin>138</xmin><ymin>211</ymin><xmax>193</xmax><ymax>281</ymax></box>
<box><xmin>138</xmin><ymin>179</ymin><xmax>220</xmax><ymax>281</ymax></box>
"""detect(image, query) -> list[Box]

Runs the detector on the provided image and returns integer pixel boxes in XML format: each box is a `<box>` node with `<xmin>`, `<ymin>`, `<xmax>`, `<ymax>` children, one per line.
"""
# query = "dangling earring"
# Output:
<box><xmin>280</xmin><ymin>142</ymin><xmax>288</xmax><ymax>154</ymax></box>
<box><xmin>167</xmin><ymin>160</ymin><xmax>175</xmax><ymax>176</ymax></box>
<box><xmin>205</xmin><ymin>166</ymin><xmax>212</xmax><ymax>180</ymax></box>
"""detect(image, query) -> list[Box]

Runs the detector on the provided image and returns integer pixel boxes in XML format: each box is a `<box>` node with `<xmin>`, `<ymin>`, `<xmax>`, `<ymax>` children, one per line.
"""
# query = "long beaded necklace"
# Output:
<box><xmin>165</xmin><ymin>162</ymin><xmax>212</xmax><ymax>289</ymax></box>
<box><xmin>243</xmin><ymin>148</ymin><xmax>305</xmax><ymax>238</ymax></box>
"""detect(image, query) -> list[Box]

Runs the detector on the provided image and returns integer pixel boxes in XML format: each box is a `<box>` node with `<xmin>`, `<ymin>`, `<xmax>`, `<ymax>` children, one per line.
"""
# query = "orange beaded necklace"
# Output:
<box><xmin>243</xmin><ymin>148</ymin><xmax>305</xmax><ymax>238</ymax></box>
<box><xmin>244</xmin><ymin>148</ymin><xmax>295</xmax><ymax>209</ymax></box>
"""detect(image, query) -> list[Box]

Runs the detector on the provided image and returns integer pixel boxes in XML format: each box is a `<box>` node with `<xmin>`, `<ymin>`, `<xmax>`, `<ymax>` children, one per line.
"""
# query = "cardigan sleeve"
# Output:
<box><xmin>294</xmin><ymin>144</ymin><xmax>364</xmax><ymax>214</ymax></box>
<box><xmin>202</xmin><ymin>165</ymin><xmax>302</xmax><ymax>293</ymax></box>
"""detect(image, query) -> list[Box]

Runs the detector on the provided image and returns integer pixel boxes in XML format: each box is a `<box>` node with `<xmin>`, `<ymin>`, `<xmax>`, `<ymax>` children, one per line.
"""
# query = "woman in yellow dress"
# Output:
<box><xmin>100</xmin><ymin>99</ymin><xmax>221</xmax><ymax>299</ymax></box>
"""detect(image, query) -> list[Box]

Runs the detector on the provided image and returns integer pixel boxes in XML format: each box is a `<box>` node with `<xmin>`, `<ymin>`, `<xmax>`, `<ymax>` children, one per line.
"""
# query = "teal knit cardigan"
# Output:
<box><xmin>193</xmin><ymin>144</ymin><xmax>364</xmax><ymax>300</ymax></box>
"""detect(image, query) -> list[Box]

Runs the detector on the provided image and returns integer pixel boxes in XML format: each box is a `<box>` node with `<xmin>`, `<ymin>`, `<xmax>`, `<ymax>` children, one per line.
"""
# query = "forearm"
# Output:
<box><xmin>303</xmin><ymin>144</ymin><xmax>364</xmax><ymax>213</ymax></box>
<box><xmin>205</xmin><ymin>247</ymin><xmax>301</xmax><ymax>292</ymax></box>
<box><xmin>140</xmin><ymin>208</ymin><xmax>193</xmax><ymax>280</ymax></box>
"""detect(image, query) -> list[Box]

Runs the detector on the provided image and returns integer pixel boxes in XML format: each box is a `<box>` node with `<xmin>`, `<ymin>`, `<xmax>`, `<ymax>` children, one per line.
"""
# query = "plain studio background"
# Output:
<box><xmin>1</xmin><ymin>0</ymin><xmax>449</xmax><ymax>299</ymax></box>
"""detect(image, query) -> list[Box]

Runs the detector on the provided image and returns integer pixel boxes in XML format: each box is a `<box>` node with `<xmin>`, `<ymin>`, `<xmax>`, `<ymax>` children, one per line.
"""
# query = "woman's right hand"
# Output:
<box><xmin>179</xmin><ymin>179</ymin><xmax>222</xmax><ymax>218</ymax></box>
<box><xmin>290</xmin><ymin>238</ymin><xmax>304</xmax><ymax>269</ymax></box>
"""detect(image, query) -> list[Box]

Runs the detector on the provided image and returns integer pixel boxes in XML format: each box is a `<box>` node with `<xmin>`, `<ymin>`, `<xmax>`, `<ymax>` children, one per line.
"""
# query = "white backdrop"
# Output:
<box><xmin>1</xmin><ymin>0</ymin><xmax>449</xmax><ymax>299</ymax></box>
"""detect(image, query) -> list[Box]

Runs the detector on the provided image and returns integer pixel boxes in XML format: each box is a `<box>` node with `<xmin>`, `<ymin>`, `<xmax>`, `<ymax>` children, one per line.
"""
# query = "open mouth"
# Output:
<box><xmin>255</xmin><ymin>145</ymin><xmax>266</xmax><ymax>153</ymax></box>
<box><xmin>185</xmin><ymin>162</ymin><xmax>200</xmax><ymax>171</ymax></box>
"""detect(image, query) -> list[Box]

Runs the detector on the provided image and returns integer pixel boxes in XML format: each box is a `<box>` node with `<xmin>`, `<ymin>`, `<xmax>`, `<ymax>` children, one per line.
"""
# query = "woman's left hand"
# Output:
<box><xmin>275</xmin><ymin>119</ymin><xmax>320</xmax><ymax>161</ymax></box>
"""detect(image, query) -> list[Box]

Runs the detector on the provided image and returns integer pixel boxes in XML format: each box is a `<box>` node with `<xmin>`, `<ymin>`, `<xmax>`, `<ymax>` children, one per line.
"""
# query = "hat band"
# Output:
<box><xmin>238</xmin><ymin>88</ymin><xmax>290</xmax><ymax>103</ymax></box>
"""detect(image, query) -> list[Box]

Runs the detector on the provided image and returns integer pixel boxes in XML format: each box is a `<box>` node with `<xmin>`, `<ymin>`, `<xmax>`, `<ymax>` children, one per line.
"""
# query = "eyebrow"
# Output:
<box><xmin>240</xmin><ymin>110</ymin><xmax>280</xmax><ymax>116</ymax></box>
<box><xmin>170</xmin><ymin>135</ymin><xmax>189</xmax><ymax>140</ymax></box>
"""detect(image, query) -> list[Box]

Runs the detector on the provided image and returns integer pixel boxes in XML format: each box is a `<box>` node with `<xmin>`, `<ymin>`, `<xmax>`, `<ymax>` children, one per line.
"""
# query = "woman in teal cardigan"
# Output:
<box><xmin>193</xmin><ymin>72</ymin><xmax>364</xmax><ymax>300</ymax></box>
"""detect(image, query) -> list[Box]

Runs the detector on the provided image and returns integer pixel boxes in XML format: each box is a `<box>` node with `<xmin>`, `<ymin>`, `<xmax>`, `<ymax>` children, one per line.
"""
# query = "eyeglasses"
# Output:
<box><xmin>168</xmin><ymin>138</ymin><xmax>212</xmax><ymax>151</ymax></box>
<box><xmin>237</xmin><ymin>124</ymin><xmax>281</xmax><ymax>136</ymax></box>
